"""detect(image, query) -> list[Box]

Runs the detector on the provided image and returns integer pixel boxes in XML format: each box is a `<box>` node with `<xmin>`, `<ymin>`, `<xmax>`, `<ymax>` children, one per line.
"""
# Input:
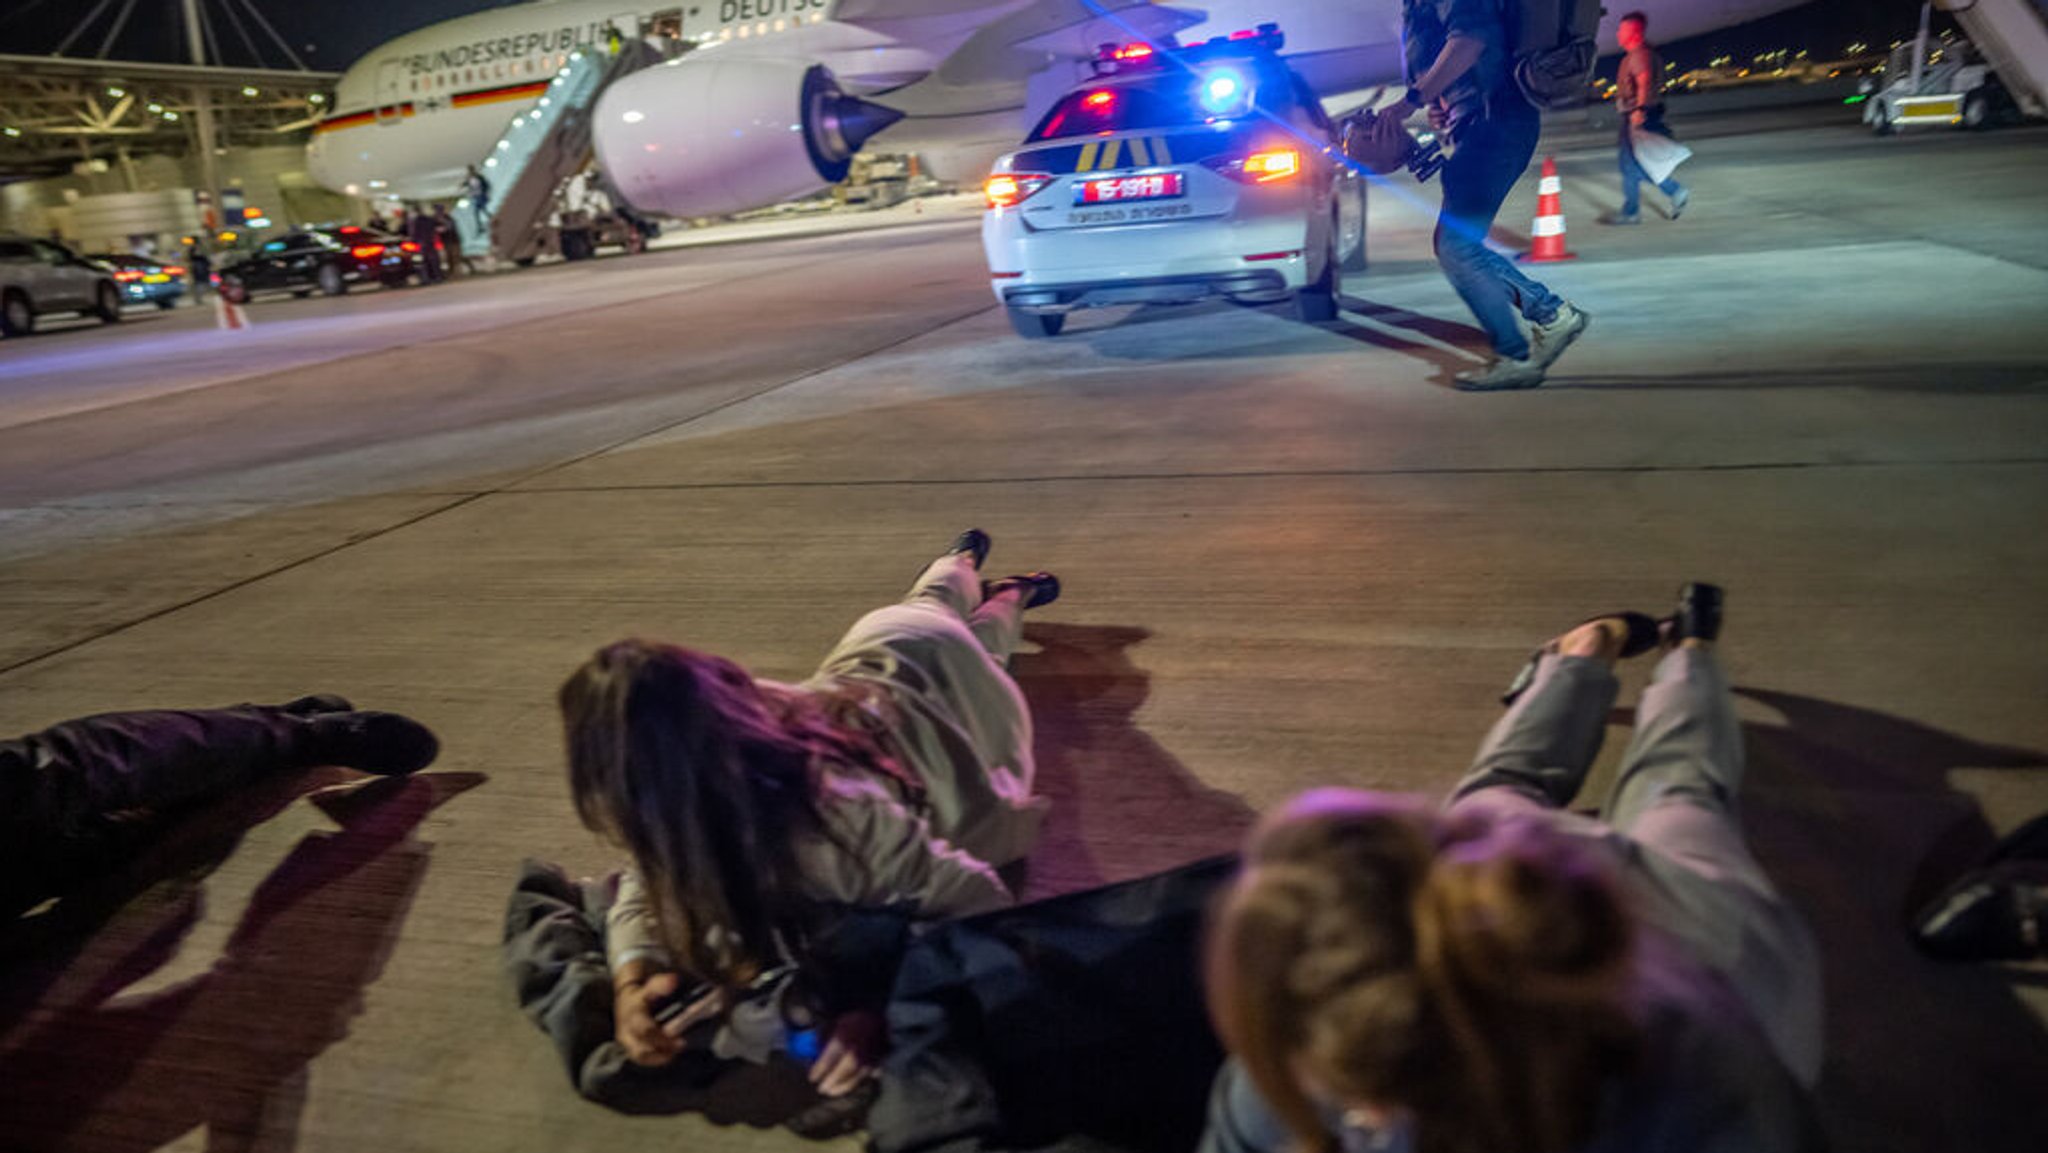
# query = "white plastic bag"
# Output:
<box><xmin>1628</xmin><ymin>126</ymin><xmax>1693</xmax><ymax>184</ymax></box>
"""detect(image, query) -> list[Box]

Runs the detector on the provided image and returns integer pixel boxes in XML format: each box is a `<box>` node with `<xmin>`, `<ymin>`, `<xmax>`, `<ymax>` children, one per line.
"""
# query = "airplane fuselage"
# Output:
<box><xmin>310</xmin><ymin>0</ymin><xmax>1801</xmax><ymax>205</ymax></box>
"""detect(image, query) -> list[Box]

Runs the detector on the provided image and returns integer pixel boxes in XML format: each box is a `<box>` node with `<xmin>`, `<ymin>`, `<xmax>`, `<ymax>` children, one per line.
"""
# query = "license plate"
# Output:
<box><xmin>1077</xmin><ymin>172</ymin><xmax>1185</xmax><ymax>204</ymax></box>
<box><xmin>144</xmin><ymin>274</ymin><xmax>170</xmax><ymax>283</ymax></box>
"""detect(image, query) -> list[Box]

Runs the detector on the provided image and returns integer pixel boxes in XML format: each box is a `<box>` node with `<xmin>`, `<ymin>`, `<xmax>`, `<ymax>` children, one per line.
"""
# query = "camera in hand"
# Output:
<box><xmin>1339</xmin><ymin>108</ymin><xmax>1448</xmax><ymax>183</ymax></box>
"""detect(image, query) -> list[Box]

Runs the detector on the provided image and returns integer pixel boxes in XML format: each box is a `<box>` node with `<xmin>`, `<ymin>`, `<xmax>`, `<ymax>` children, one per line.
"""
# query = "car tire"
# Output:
<box><xmin>292</xmin><ymin>289</ymin><xmax>313</xmax><ymax>299</ymax></box>
<box><xmin>1008</xmin><ymin>307</ymin><xmax>1066</xmax><ymax>340</ymax></box>
<box><xmin>95</xmin><ymin>282</ymin><xmax>123</xmax><ymax>323</ymax></box>
<box><xmin>154</xmin><ymin>299</ymin><xmax>176</xmax><ymax>310</ymax></box>
<box><xmin>1294</xmin><ymin>237</ymin><xmax>1341</xmax><ymax>325</ymax></box>
<box><xmin>317</xmin><ymin>263</ymin><xmax>347</xmax><ymax>296</ymax></box>
<box><xmin>1</xmin><ymin>290</ymin><xmax>33</xmax><ymax>338</ymax></box>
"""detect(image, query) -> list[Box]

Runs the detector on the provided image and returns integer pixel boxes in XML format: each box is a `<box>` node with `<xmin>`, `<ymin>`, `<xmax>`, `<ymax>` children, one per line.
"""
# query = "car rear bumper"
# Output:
<box><xmin>984</xmin><ymin>206</ymin><xmax>1312</xmax><ymax>310</ymax></box>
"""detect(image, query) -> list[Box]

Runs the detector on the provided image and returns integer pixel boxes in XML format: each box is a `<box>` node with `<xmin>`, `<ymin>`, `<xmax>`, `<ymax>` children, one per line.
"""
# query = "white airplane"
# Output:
<box><xmin>309</xmin><ymin>0</ymin><xmax>1801</xmax><ymax>219</ymax></box>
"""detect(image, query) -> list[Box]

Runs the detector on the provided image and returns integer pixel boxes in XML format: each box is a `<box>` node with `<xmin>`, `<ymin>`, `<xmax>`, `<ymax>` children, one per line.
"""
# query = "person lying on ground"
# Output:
<box><xmin>559</xmin><ymin>529</ymin><xmax>1061</xmax><ymax>1097</ymax></box>
<box><xmin>1</xmin><ymin>695</ymin><xmax>439</xmax><ymax>920</ymax></box>
<box><xmin>1202</xmin><ymin>585</ymin><xmax>1828</xmax><ymax>1153</ymax></box>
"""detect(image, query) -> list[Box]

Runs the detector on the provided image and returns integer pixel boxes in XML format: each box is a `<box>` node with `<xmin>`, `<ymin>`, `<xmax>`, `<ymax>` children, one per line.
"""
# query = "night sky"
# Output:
<box><xmin>0</xmin><ymin>0</ymin><xmax>1950</xmax><ymax>72</ymax></box>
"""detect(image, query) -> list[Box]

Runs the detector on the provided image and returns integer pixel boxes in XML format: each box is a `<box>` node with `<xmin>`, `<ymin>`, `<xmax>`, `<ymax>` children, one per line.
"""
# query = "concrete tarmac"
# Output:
<box><xmin>2</xmin><ymin>110</ymin><xmax>2045</xmax><ymax>1152</ymax></box>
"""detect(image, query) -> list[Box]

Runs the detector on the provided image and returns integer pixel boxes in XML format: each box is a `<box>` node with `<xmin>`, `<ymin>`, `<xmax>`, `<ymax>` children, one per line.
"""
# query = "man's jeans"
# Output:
<box><xmin>1620</xmin><ymin>116</ymin><xmax>1686</xmax><ymax>217</ymax></box>
<box><xmin>1435</xmin><ymin>96</ymin><xmax>1562</xmax><ymax>361</ymax></box>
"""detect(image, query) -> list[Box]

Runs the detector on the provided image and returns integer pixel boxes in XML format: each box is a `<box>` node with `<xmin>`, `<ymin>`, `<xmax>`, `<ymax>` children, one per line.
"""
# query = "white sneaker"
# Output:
<box><xmin>1454</xmin><ymin>356</ymin><xmax>1546</xmax><ymax>392</ymax></box>
<box><xmin>1529</xmin><ymin>302</ymin><xmax>1590</xmax><ymax>372</ymax></box>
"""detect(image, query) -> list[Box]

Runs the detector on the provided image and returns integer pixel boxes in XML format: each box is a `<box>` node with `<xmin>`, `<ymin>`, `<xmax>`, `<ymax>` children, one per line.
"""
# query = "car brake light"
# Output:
<box><xmin>351</xmin><ymin>244</ymin><xmax>386</xmax><ymax>258</ymax></box>
<box><xmin>1205</xmin><ymin>147</ymin><xmax>1305</xmax><ymax>185</ymax></box>
<box><xmin>1244</xmin><ymin>149</ymin><xmax>1301</xmax><ymax>182</ymax></box>
<box><xmin>114</xmin><ymin>270</ymin><xmax>144</xmax><ymax>282</ymax></box>
<box><xmin>985</xmin><ymin>172</ymin><xmax>1053</xmax><ymax>209</ymax></box>
<box><xmin>400</xmin><ymin>241</ymin><xmax>420</xmax><ymax>253</ymax></box>
<box><xmin>164</xmin><ymin>265</ymin><xmax>186</xmax><ymax>276</ymax></box>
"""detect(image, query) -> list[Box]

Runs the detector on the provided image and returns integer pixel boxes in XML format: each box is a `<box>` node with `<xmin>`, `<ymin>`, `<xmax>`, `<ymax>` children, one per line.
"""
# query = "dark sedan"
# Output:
<box><xmin>215</xmin><ymin>227</ymin><xmax>421</xmax><ymax>302</ymax></box>
<box><xmin>94</xmin><ymin>253</ymin><xmax>189</xmax><ymax>310</ymax></box>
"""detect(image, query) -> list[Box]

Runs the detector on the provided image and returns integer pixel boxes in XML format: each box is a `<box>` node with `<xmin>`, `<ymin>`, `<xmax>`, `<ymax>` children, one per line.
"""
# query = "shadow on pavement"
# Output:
<box><xmin>1729</xmin><ymin>690</ymin><xmax>2048</xmax><ymax>1153</ymax></box>
<box><xmin>1550</xmin><ymin>362</ymin><xmax>2048</xmax><ymax>394</ymax></box>
<box><xmin>0</xmin><ymin>771</ymin><xmax>479</xmax><ymax>1152</ymax></box>
<box><xmin>1005</xmin><ymin>622</ymin><xmax>1256</xmax><ymax>901</ymax></box>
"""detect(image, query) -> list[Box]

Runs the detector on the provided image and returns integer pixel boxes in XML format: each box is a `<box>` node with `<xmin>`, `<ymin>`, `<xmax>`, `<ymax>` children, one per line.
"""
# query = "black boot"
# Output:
<box><xmin>303</xmin><ymin>711</ymin><xmax>440</xmax><ymax>776</ymax></box>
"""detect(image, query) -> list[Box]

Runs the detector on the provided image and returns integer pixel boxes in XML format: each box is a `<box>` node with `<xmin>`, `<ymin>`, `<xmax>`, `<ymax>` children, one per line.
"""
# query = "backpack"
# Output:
<box><xmin>1505</xmin><ymin>0</ymin><xmax>1605</xmax><ymax>109</ymax></box>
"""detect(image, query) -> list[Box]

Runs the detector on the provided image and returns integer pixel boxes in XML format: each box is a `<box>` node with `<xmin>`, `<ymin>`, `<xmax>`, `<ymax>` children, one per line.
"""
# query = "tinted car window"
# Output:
<box><xmin>0</xmin><ymin>241</ymin><xmax>32</xmax><ymax>261</ymax></box>
<box><xmin>32</xmin><ymin>241</ymin><xmax>72</xmax><ymax>265</ymax></box>
<box><xmin>1028</xmin><ymin>64</ymin><xmax>1296</xmax><ymax>142</ymax></box>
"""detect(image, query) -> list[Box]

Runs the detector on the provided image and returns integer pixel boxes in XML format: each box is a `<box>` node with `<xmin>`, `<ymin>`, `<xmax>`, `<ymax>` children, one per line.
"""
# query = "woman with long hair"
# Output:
<box><xmin>1202</xmin><ymin>589</ymin><xmax>1827</xmax><ymax>1153</ymax></box>
<box><xmin>560</xmin><ymin>530</ymin><xmax>1058</xmax><ymax>1095</ymax></box>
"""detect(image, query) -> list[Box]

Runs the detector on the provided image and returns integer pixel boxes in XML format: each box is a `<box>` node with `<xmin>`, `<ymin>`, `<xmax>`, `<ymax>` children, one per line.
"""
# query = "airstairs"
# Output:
<box><xmin>457</xmin><ymin>42</ymin><xmax>665</xmax><ymax>263</ymax></box>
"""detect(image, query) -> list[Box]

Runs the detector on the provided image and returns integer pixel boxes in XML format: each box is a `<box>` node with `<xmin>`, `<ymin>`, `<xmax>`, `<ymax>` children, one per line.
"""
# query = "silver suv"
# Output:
<box><xmin>0</xmin><ymin>236</ymin><xmax>123</xmax><ymax>337</ymax></box>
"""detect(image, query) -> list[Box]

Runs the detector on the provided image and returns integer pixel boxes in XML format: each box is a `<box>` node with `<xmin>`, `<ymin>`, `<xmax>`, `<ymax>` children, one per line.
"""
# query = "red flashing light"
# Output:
<box><xmin>1230</xmin><ymin>29</ymin><xmax>1259</xmax><ymax>40</ymax></box>
<box><xmin>350</xmin><ymin>243</ymin><xmax>386</xmax><ymax>259</ymax></box>
<box><xmin>400</xmin><ymin>240</ymin><xmax>421</xmax><ymax>253</ymax></box>
<box><xmin>1114</xmin><ymin>43</ymin><xmax>1154</xmax><ymax>61</ymax></box>
<box><xmin>114</xmin><ymin>270</ymin><xmax>145</xmax><ymax>282</ymax></box>
<box><xmin>1084</xmin><ymin>89</ymin><xmax>1116</xmax><ymax>109</ymax></box>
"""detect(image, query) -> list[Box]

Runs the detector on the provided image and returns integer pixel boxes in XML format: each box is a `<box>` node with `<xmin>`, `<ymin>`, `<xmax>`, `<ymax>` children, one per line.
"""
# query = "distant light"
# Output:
<box><xmin>622</xmin><ymin>109</ymin><xmax>645</xmax><ymax>123</ymax></box>
<box><xmin>147</xmin><ymin>102</ymin><xmax>164</xmax><ymax>113</ymax></box>
<box><xmin>485</xmin><ymin>158</ymin><xmax>498</xmax><ymax>167</ymax></box>
<box><xmin>242</xmin><ymin>86</ymin><xmax>260</xmax><ymax>97</ymax></box>
<box><xmin>309</xmin><ymin>93</ymin><xmax>326</xmax><ymax>104</ymax></box>
<box><xmin>368</xmin><ymin>179</ymin><xmax>388</xmax><ymax>189</ymax></box>
<box><xmin>497</xmin><ymin>140</ymin><xmax>510</xmax><ymax>149</ymax></box>
<box><xmin>2</xmin><ymin>127</ymin><xmax>18</xmax><ymax>138</ymax></box>
<box><xmin>163</xmin><ymin>111</ymin><xmax>180</xmax><ymax>121</ymax></box>
<box><xmin>107</xmin><ymin>86</ymin><xmax>125</xmax><ymax>97</ymax></box>
<box><xmin>246</xmin><ymin>216</ymin><xmax>272</xmax><ymax>228</ymax></box>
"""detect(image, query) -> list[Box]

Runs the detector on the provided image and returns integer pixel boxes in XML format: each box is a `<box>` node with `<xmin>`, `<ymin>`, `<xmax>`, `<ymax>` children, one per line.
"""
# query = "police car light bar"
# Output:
<box><xmin>1092</xmin><ymin>24</ymin><xmax>1285</xmax><ymax>74</ymax></box>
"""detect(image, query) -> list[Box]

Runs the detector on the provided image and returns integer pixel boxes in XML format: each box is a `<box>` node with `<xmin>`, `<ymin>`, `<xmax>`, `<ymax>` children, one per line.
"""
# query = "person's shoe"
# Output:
<box><xmin>1598</xmin><ymin>211</ymin><xmax>1643</xmax><ymax>226</ymax></box>
<box><xmin>984</xmin><ymin>572</ymin><xmax>1061</xmax><ymax>609</ymax></box>
<box><xmin>1665</xmin><ymin>582</ymin><xmax>1725</xmax><ymax>644</ymax></box>
<box><xmin>1914</xmin><ymin>863</ymin><xmax>2048</xmax><ymax>962</ymax></box>
<box><xmin>279</xmin><ymin>693</ymin><xmax>355</xmax><ymax>715</ymax></box>
<box><xmin>946</xmin><ymin>528</ymin><xmax>992</xmax><ymax>570</ymax></box>
<box><xmin>1528</xmin><ymin>303</ymin><xmax>1590</xmax><ymax>372</ymax></box>
<box><xmin>1454</xmin><ymin>357</ymin><xmax>1546</xmax><ymax>392</ymax></box>
<box><xmin>1668</xmin><ymin>187</ymin><xmax>1691</xmax><ymax>219</ymax></box>
<box><xmin>306</xmin><ymin>711</ymin><xmax>441</xmax><ymax>776</ymax></box>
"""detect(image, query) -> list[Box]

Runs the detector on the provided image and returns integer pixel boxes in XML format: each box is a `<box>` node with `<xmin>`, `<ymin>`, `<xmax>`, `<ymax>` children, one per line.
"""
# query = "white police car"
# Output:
<box><xmin>982</xmin><ymin>26</ymin><xmax>1365</xmax><ymax>339</ymax></box>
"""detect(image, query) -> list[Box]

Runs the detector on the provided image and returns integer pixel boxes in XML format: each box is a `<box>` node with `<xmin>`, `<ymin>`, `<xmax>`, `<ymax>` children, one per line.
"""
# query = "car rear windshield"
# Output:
<box><xmin>1027</xmin><ymin>66</ymin><xmax>1289</xmax><ymax>142</ymax></box>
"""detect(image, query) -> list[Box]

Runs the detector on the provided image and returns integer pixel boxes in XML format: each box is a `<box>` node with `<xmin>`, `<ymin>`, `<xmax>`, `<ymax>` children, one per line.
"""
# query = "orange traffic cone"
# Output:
<box><xmin>213</xmin><ymin>290</ymin><xmax>251</xmax><ymax>330</ymax></box>
<box><xmin>1520</xmin><ymin>157</ymin><xmax>1577</xmax><ymax>263</ymax></box>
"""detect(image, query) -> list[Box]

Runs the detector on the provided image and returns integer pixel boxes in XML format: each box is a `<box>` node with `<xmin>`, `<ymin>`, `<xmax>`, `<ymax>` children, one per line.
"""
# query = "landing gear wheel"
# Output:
<box><xmin>1</xmin><ymin>291</ymin><xmax>32</xmax><ymax>337</ymax></box>
<box><xmin>1963</xmin><ymin>91</ymin><xmax>1991</xmax><ymax>130</ymax></box>
<box><xmin>1007</xmin><ymin>307</ymin><xmax>1066</xmax><ymax>340</ymax></box>
<box><xmin>1294</xmin><ymin>236</ymin><xmax>1341</xmax><ymax>324</ymax></box>
<box><xmin>317</xmin><ymin>263</ymin><xmax>347</xmax><ymax>296</ymax></box>
<box><xmin>95</xmin><ymin>283</ymin><xmax>124</xmax><ymax>323</ymax></box>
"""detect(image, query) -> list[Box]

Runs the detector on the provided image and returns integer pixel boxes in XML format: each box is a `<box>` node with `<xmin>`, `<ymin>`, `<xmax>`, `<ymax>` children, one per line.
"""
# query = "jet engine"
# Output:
<box><xmin>592</xmin><ymin>58</ymin><xmax>905</xmax><ymax>219</ymax></box>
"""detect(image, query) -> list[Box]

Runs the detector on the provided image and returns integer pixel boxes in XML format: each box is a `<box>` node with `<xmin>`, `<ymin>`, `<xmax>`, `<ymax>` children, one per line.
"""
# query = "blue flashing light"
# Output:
<box><xmin>788</xmin><ymin>1028</ymin><xmax>824</xmax><ymax>1063</ymax></box>
<box><xmin>1200</xmin><ymin>69</ymin><xmax>1247</xmax><ymax>115</ymax></box>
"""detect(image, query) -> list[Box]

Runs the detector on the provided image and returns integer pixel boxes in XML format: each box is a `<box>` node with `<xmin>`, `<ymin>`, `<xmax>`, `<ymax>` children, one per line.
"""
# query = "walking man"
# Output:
<box><xmin>1371</xmin><ymin>0</ymin><xmax>1590</xmax><ymax>391</ymax></box>
<box><xmin>1607</xmin><ymin>11</ymin><xmax>1691</xmax><ymax>224</ymax></box>
<box><xmin>408</xmin><ymin>205</ymin><xmax>445</xmax><ymax>284</ymax></box>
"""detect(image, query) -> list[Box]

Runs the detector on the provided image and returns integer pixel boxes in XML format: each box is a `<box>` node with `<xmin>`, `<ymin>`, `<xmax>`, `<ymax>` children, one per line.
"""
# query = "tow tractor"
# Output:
<box><xmin>1862</xmin><ymin>0</ymin><xmax>2046</xmax><ymax>133</ymax></box>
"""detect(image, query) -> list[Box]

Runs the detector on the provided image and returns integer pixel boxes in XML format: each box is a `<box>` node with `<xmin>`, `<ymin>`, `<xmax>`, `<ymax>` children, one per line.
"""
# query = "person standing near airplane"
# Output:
<box><xmin>1369</xmin><ymin>0</ymin><xmax>1591</xmax><ymax>391</ymax></box>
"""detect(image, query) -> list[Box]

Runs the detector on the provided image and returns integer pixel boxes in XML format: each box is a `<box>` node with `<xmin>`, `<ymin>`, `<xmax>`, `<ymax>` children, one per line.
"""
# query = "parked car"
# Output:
<box><xmin>94</xmin><ymin>253</ymin><xmax>189</xmax><ymax>310</ymax></box>
<box><xmin>0</xmin><ymin>235</ymin><xmax>123</xmax><ymax>337</ymax></box>
<box><xmin>214</xmin><ymin>226</ymin><xmax>421</xmax><ymax>302</ymax></box>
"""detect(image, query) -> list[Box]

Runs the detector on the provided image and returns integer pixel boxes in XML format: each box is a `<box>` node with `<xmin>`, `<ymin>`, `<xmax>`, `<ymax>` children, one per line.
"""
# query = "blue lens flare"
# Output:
<box><xmin>1200</xmin><ymin>70</ymin><xmax>1246</xmax><ymax>114</ymax></box>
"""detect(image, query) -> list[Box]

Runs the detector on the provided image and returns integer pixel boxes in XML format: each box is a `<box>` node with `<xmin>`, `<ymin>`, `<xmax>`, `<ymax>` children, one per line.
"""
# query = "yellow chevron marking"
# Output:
<box><xmin>1099</xmin><ymin>138</ymin><xmax>1121</xmax><ymax>169</ymax></box>
<box><xmin>1153</xmin><ymin>136</ymin><xmax>1173</xmax><ymax>165</ymax></box>
<box><xmin>1128</xmin><ymin>136</ymin><xmax>1151</xmax><ymax>166</ymax></box>
<box><xmin>1076</xmin><ymin>142</ymin><xmax>1100</xmax><ymax>172</ymax></box>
